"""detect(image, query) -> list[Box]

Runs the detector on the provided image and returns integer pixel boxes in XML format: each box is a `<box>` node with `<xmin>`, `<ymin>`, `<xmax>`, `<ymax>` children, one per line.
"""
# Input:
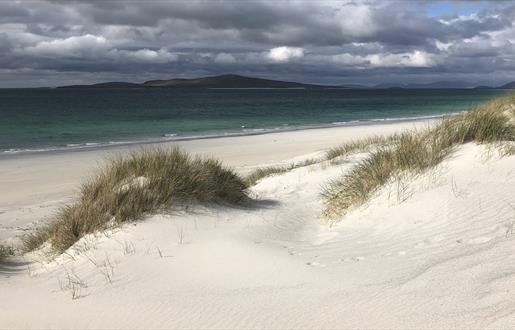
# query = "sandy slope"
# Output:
<box><xmin>1</xmin><ymin>141</ymin><xmax>515</xmax><ymax>329</ymax></box>
<box><xmin>0</xmin><ymin>120</ymin><xmax>431</xmax><ymax>244</ymax></box>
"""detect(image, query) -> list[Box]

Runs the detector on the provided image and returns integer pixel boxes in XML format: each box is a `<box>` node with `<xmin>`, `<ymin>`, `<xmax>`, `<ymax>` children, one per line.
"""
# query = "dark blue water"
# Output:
<box><xmin>0</xmin><ymin>88</ymin><xmax>505</xmax><ymax>154</ymax></box>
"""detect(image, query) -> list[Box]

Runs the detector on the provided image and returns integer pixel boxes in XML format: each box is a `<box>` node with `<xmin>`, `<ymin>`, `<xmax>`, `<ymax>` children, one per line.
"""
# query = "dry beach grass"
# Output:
<box><xmin>3</xmin><ymin>94</ymin><xmax>515</xmax><ymax>328</ymax></box>
<box><xmin>245</xmin><ymin>158</ymin><xmax>319</xmax><ymax>186</ymax></box>
<box><xmin>323</xmin><ymin>93</ymin><xmax>515</xmax><ymax>221</ymax></box>
<box><xmin>17</xmin><ymin>92</ymin><xmax>515</xmax><ymax>255</ymax></box>
<box><xmin>23</xmin><ymin>147</ymin><xmax>249</xmax><ymax>254</ymax></box>
<box><xmin>0</xmin><ymin>244</ymin><xmax>14</xmax><ymax>261</ymax></box>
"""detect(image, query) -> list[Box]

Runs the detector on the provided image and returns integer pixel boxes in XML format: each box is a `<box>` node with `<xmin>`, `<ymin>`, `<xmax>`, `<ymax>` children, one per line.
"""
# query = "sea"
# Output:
<box><xmin>0</xmin><ymin>88</ymin><xmax>506</xmax><ymax>155</ymax></box>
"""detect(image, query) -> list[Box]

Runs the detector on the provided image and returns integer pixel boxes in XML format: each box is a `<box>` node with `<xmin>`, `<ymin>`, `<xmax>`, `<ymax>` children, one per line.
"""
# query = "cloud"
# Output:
<box><xmin>337</xmin><ymin>3</ymin><xmax>377</xmax><ymax>38</ymax></box>
<box><xmin>110</xmin><ymin>48</ymin><xmax>177</xmax><ymax>63</ymax></box>
<box><xmin>329</xmin><ymin>50</ymin><xmax>437</xmax><ymax>68</ymax></box>
<box><xmin>267</xmin><ymin>46</ymin><xmax>304</xmax><ymax>62</ymax></box>
<box><xmin>23</xmin><ymin>34</ymin><xmax>109</xmax><ymax>57</ymax></box>
<box><xmin>367</xmin><ymin>50</ymin><xmax>437</xmax><ymax>68</ymax></box>
<box><xmin>214</xmin><ymin>52</ymin><xmax>236</xmax><ymax>64</ymax></box>
<box><xmin>20</xmin><ymin>33</ymin><xmax>177</xmax><ymax>65</ymax></box>
<box><xmin>0</xmin><ymin>0</ymin><xmax>514</xmax><ymax>87</ymax></box>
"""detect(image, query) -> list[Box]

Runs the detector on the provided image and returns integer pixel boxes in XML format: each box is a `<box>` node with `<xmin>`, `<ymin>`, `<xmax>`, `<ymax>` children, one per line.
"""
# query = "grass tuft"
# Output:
<box><xmin>245</xmin><ymin>158</ymin><xmax>320</xmax><ymax>186</ymax></box>
<box><xmin>24</xmin><ymin>147</ymin><xmax>249</xmax><ymax>254</ymax></box>
<box><xmin>0</xmin><ymin>245</ymin><xmax>14</xmax><ymax>261</ymax></box>
<box><xmin>500</xmin><ymin>142</ymin><xmax>515</xmax><ymax>156</ymax></box>
<box><xmin>323</xmin><ymin>94</ymin><xmax>515</xmax><ymax>221</ymax></box>
<box><xmin>245</xmin><ymin>166</ymin><xmax>289</xmax><ymax>186</ymax></box>
<box><xmin>326</xmin><ymin>135</ymin><xmax>399</xmax><ymax>162</ymax></box>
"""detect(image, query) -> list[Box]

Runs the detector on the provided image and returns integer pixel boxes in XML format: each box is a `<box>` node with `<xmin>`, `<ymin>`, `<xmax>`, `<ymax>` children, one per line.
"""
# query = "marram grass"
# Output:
<box><xmin>0</xmin><ymin>244</ymin><xmax>14</xmax><ymax>261</ymax></box>
<box><xmin>325</xmin><ymin>135</ymin><xmax>400</xmax><ymax>162</ymax></box>
<box><xmin>245</xmin><ymin>158</ymin><xmax>319</xmax><ymax>186</ymax></box>
<box><xmin>24</xmin><ymin>147</ymin><xmax>249</xmax><ymax>254</ymax></box>
<box><xmin>245</xmin><ymin>166</ymin><xmax>289</xmax><ymax>186</ymax></box>
<box><xmin>323</xmin><ymin>93</ymin><xmax>515</xmax><ymax>221</ymax></box>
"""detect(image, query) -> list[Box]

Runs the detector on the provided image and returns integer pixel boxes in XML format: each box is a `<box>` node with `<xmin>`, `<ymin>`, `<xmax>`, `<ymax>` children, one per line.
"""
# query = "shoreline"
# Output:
<box><xmin>3</xmin><ymin>120</ymin><xmax>515</xmax><ymax>328</ymax></box>
<box><xmin>3</xmin><ymin>105</ymin><xmax>515</xmax><ymax>328</ymax></box>
<box><xmin>0</xmin><ymin>113</ymin><xmax>448</xmax><ymax>159</ymax></box>
<box><xmin>0</xmin><ymin>118</ymin><xmax>435</xmax><ymax>243</ymax></box>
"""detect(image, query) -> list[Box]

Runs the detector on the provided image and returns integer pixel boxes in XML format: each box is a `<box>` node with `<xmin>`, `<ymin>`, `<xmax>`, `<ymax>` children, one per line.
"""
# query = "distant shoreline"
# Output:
<box><xmin>0</xmin><ymin>117</ymin><xmax>436</xmax><ymax>242</ymax></box>
<box><xmin>0</xmin><ymin>114</ymin><xmax>444</xmax><ymax>159</ymax></box>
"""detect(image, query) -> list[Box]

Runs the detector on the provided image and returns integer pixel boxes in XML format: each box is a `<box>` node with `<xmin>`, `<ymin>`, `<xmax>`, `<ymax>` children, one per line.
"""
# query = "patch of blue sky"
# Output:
<box><xmin>409</xmin><ymin>1</ymin><xmax>491</xmax><ymax>18</ymax></box>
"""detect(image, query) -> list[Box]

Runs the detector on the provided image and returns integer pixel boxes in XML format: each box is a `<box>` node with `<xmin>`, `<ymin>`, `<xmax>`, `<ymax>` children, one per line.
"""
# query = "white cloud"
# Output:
<box><xmin>335</xmin><ymin>3</ymin><xmax>377</xmax><ymax>37</ymax></box>
<box><xmin>23</xmin><ymin>34</ymin><xmax>109</xmax><ymax>57</ymax></box>
<box><xmin>214</xmin><ymin>52</ymin><xmax>236</xmax><ymax>64</ymax></box>
<box><xmin>22</xmin><ymin>34</ymin><xmax>177</xmax><ymax>64</ymax></box>
<box><xmin>266</xmin><ymin>46</ymin><xmax>304</xmax><ymax>62</ymax></box>
<box><xmin>110</xmin><ymin>48</ymin><xmax>177</xmax><ymax>63</ymax></box>
<box><xmin>367</xmin><ymin>51</ymin><xmax>436</xmax><ymax>68</ymax></box>
<box><xmin>0</xmin><ymin>23</ymin><xmax>47</xmax><ymax>46</ymax></box>
<box><xmin>331</xmin><ymin>53</ymin><xmax>366</xmax><ymax>66</ymax></box>
<box><xmin>435</xmin><ymin>40</ymin><xmax>452</xmax><ymax>51</ymax></box>
<box><xmin>330</xmin><ymin>50</ymin><xmax>436</xmax><ymax>68</ymax></box>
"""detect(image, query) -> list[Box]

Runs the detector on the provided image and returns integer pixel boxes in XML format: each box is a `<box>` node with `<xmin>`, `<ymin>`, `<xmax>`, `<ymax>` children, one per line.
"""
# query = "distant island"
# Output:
<box><xmin>373</xmin><ymin>81</ymin><xmax>475</xmax><ymax>89</ymax></box>
<box><xmin>498</xmin><ymin>81</ymin><xmax>515</xmax><ymax>89</ymax></box>
<box><xmin>372</xmin><ymin>81</ymin><xmax>515</xmax><ymax>89</ymax></box>
<box><xmin>58</xmin><ymin>74</ymin><xmax>338</xmax><ymax>89</ymax></box>
<box><xmin>57</xmin><ymin>74</ymin><xmax>515</xmax><ymax>89</ymax></box>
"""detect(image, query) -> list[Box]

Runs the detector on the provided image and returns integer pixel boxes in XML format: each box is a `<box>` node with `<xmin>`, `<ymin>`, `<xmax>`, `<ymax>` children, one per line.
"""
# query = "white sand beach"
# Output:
<box><xmin>0</xmin><ymin>121</ymin><xmax>431</xmax><ymax>244</ymax></box>
<box><xmin>2</xmin><ymin>119</ymin><xmax>515</xmax><ymax>328</ymax></box>
<box><xmin>4</xmin><ymin>0</ymin><xmax>515</xmax><ymax>328</ymax></box>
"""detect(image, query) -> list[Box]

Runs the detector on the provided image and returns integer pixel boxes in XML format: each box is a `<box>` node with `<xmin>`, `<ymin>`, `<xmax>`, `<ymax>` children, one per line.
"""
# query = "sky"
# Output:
<box><xmin>1</xmin><ymin>0</ymin><xmax>515</xmax><ymax>87</ymax></box>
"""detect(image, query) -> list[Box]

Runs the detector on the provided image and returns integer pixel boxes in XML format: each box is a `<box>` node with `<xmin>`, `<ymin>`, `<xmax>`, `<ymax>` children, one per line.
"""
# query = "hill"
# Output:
<box><xmin>142</xmin><ymin>74</ymin><xmax>328</xmax><ymax>88</ymax></box>
<box><xmin>374</xmin><ymin>80</ymin><xmax>475</xmax><ymax>89</ymax></box>
<box><xmin>498</xmin><ymin>81</ymin><xmax>515</xmax><ymax>89</ymax></box>
<box><xmin>59</xmin><ymin>82</ymin><xmax>142</xmax><ymax>89</ymax></box>
<box><xmin>58</xmin><ymin>74</ymin><xmax>334</xmax><ymax>89</ymax></box>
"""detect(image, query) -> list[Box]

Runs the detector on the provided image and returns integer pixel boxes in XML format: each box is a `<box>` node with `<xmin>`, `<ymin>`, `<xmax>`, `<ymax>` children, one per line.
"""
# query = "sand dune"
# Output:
<box><xmin>2</xmin><ymin>127</ymin><xmax>515</xmax><ymax>328</ymax></box>
<box><xmin>0</xmin><ymin>120</ymin><xmax>431</xmax><ymax>245</ymax></box>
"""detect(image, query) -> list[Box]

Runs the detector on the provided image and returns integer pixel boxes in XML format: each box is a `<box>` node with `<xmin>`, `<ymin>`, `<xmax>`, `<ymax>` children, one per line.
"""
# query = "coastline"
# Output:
<box><xmin>2</xmin><ymin>116</ymin><xmax>515</xmax><ymax>328</ymax></box>
<box><xmin>0</xmin><ymin>112</ymin><xmax>450</xmax><ymax>158</ymax></box>
<box><xmin>3</xmin><ymin>105</ymin><xmax>515</xmax><ymax>328</ymax></box>
<box><xmin>0</xmin><ymin>118</ymin><xmax>435</xmax><ymax>243</ymax></box>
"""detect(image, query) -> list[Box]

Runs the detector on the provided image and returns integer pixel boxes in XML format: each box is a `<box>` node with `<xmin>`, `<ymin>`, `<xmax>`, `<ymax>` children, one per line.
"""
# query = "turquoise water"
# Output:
<box><xmin>0</xmin><ymin>88</ymin><xmax>505</xmax><ymax>154</ymax></box>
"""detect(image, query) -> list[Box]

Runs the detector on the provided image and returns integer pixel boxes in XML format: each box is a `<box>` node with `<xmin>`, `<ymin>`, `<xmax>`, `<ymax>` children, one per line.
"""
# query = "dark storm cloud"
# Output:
<box><xmin>0</xmin><ymin>0</ymin><xmax>514</xmax><ymax>87</ymax></box>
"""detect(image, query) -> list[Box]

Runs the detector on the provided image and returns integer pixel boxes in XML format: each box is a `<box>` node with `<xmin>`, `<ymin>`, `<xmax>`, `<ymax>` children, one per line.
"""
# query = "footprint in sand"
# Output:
<box><xmin>306</xmin><ymin>261</ymin><xmax>327</xmax><ymax>267</ymax></box>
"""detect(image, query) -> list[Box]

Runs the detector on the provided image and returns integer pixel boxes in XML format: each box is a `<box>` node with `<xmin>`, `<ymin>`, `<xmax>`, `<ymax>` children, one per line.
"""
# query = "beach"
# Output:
<box><xmin>0</xmin><ymin>119</ymin><xmax>432</xmax><ymax>244</ymax></box>
<box><xmin>4</xmin><ymin>0</ymin><xmax>515</xmax><ymax>328</ymax></box>
<box><xmin>2</xmin><ymin>116</ymin><xmax>515</xmax><ymax>328</ymax></box>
